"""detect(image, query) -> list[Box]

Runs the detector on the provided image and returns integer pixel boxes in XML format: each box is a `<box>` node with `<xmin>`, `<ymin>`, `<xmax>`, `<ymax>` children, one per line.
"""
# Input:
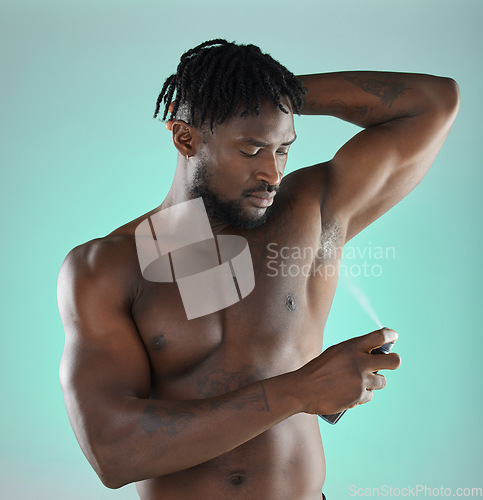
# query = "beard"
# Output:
<box><xmin>189</xmin><ymin>160</ymin><xmax>278</xmax><ymax>230</ymax></box>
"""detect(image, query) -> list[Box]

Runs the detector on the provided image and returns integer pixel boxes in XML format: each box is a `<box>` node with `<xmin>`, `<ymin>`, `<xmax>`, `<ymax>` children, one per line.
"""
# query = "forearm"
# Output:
<box><xmin>85</xmin><ymin>372</ymin><xmax>301</xmax><ymax>488</ymax></box>
<box><xmin>297</xmin><ymin>71</ymin><xmax>458</xmax><ymax>128</ymax></box>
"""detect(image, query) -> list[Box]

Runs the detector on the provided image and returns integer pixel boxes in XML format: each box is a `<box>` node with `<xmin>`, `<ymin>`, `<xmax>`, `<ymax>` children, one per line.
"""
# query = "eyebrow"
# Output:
<box><xmin>238</xmin><ymin>136</ymin><xmax>297</xmax><ymax>148</ymax></box>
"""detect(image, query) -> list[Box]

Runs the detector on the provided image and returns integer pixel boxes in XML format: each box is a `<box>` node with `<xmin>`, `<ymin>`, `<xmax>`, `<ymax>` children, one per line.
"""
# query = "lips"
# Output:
<box><xmin>248</xmin><ymin>191</ymin><xmax>275</xmax><ymax>199</ymax></box>
<box><xmin>246</xmin><ymin>191</ymin><xmax>276</xmax><ymax>208</ymax></box>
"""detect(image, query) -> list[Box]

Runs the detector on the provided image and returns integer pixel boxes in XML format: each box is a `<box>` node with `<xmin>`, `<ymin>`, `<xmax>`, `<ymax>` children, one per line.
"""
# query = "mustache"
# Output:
<box><xmin>243</xmin><ymin>181</ymin><xmax>280</xmax><ymax>196</ymax></box>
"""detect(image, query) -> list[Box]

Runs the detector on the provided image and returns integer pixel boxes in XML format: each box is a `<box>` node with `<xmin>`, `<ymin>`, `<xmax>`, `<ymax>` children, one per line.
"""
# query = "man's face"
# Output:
<box><xmin>189</xmin><ymin>100</ymin><xmax>296</xmax><ymax>229</ymax></box>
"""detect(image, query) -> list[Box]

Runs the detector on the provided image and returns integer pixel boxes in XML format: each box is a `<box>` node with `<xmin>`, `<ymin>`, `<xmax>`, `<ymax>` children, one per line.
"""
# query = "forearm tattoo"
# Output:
<box><xmin>140</xmin><ymin>402</ymin><xmax>202</xmax><ymax>436</ymax></box>
<box><xmin>195</xmin><ymin>366</ymin><xmax>265</xmax><ymax>398</ymax></box>
<box><xmin>140</xmin><ymin>382</ymin><xmax>270</xmax><ymax>436</ymax></box>
<box><xmin>209</xmin><ymin>382</ymin><xmax>270</xmax><ymax>412</ymax></box>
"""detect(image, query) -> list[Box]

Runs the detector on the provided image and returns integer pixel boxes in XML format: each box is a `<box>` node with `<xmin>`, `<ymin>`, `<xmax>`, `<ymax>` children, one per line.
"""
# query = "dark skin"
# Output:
<box><xmin>58</xmin><ymin>71</ymin><xmax>459</xmax><ymax>499</ymax></box>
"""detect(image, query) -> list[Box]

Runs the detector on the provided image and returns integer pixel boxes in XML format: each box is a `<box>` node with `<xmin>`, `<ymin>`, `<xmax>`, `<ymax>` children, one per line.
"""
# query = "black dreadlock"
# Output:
<box><xmin>153</xmin><ymin>39</ymin><xmax>307</xmax><ymax>132</ymax></box>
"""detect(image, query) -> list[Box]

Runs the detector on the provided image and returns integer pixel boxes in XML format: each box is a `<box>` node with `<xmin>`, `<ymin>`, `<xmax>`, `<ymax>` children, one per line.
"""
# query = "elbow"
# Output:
<box><xmin>99</xmin><ymin>475</ymin><xmax>129</xmax><ymax>491</ymax></box>
<box><xmin>433</xmin><ymin>76</ymin><xmax>460</xmax><ymax>118</ymax></box>
<box><xmin>92</xmin><ymin>447</ymin><xmax>135</xmax><ymax>490</ymax></box>
<box><xmin>418</xmin><ymin>76</ymin><xmax>460</xmax><ymax>130</ymax></box>
<box><xmin>90</xmin><ymin>433</ymin><xmax>161</xmax><ymax>489</ymax></box>
<box><xmin>442</xmin><ymin>77</ymin><xmax>460</xmax><ymax>114</ymax></box>
<box><xmin>85</xmin><ymin>433</ymin><xmax>144</xmax><ymax>490</ymax></box>
<box><xmin>98</xmin><ymin>471</ymin><xmax>125</xmax><ymax>490</ymax></box>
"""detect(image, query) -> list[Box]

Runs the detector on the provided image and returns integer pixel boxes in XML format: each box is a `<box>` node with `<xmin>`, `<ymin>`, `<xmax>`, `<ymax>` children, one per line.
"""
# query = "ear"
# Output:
<box><xmin>171</xmin><ymin>120</ymin><xmax>203</xmax><ymax>157</ymax></box>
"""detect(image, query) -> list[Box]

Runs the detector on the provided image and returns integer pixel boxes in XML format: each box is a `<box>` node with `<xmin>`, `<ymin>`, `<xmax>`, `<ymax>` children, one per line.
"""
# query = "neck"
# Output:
<box><xmin>159</xmin><ymin>154</ymin><xmax>231</xmax><ymax>235</ymax></box>
<box><xmin>161</xmin><ymin>154</ymin><xmax>193</xmax><ymax>207</ymax></box>
<box><xmin>206</xmin><ymin>215</ymin><xmax>230</xmax><ymax>235</ymax></box>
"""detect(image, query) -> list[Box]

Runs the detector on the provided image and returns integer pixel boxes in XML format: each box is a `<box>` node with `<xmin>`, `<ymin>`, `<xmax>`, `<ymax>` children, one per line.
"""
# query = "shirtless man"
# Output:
<box><xmin>57</xmin><ymin>40</ymin><xmax>459</xmax><ymax>499</ymax></box>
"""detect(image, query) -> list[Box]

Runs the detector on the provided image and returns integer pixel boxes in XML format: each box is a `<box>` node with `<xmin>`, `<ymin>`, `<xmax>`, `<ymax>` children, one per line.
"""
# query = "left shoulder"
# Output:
<box><xmin>279</xmin><ymin>163</ymin><xmax>329</xmax><ymax>207</ymax></box>
<box><xmin>276</xmin><ymin>162</ymin><xmax>344</xmax><ymax>233</ymax></box>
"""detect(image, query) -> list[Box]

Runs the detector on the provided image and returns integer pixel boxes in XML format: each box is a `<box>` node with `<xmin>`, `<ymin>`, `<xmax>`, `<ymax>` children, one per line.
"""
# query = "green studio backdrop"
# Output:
<box><xmin>1</xmin><ymin>0</ymin><xmax>481</xmax><ymax>498</ymax></box>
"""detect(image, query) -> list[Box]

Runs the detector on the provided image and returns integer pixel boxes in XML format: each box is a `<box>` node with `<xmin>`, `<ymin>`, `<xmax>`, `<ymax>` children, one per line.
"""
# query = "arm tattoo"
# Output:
<box><xmin>140</xmin><ymin>382</ymin><xmax>270</xmax><ymax>436</ymax></box>
<box><xmin>209</xmin><ymin>382</ymin><xmax>270</xmax><ymax>412</ymax></box>
<box><xmin>141</xmin><ymin>402</ymin><xmax>202</xmax><ymax>437</ymax></box>
<box><xmin>195</xmin><ymin>366</ymin><xmax>265</xmax><ymax>398</ymax></box>
<box><xmin>345</xmin><ymin>76</ymin><xmax>408</xmax><ymax>108</ymax></box>
<box><xmin>327</xmin><ymin>99</ymin><xmax>372</xmax><ymax>122</ymax></box>
<box><xmin>259</xmin><ymin>381</ymin><xmax>270</xmax><ymax>411</ymax></box>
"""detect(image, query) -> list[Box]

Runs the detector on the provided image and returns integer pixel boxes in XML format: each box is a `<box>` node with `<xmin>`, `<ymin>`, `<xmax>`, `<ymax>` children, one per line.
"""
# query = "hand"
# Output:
<box><xmin>294</xmin><ymin>328</ymin><xmax>401</xmax><ymax>415</ymax></box>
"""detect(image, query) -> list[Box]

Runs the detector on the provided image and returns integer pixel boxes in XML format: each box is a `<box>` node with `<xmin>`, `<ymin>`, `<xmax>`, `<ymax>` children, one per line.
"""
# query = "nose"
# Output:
<box><xmin>253</xmin><ymin>155</ymin><xmax>283</xmax><ymax>186</ymax></box>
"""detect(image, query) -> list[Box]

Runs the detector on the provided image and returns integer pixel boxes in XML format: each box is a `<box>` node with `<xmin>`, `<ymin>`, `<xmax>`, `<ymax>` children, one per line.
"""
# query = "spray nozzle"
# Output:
<box><xmin>371</xmin><ymin>342</ymin><xmax>395</xmax><ymax>355</ymax></box>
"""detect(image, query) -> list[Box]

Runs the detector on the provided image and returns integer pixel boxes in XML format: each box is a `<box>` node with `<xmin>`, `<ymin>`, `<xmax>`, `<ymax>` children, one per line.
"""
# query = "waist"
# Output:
<box><xmin>136</xmin><ymin>413</ymin><xmax>325</xmax><ymax>499</ymax></box>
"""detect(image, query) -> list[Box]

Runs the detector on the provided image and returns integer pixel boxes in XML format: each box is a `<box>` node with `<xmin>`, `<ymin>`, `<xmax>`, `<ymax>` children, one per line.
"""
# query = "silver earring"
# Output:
<box><xmin>186</xmin><ymin>154</ymin><xmax>189</xmax><ymax>160</ymax></box>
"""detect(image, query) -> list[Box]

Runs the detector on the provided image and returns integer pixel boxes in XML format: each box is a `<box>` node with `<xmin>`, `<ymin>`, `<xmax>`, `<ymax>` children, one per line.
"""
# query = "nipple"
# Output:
<box><xmin>285</xmin><ymin>293</ymin><xmax>296</xmax><ymax>311</ymax></box>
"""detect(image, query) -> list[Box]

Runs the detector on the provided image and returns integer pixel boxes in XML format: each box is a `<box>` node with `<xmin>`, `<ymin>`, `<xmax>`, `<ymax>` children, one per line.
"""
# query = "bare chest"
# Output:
<box><xmin>130</xmin><ymin>205</ymin><xmax>341</xmax><ymax>398</ymax></box>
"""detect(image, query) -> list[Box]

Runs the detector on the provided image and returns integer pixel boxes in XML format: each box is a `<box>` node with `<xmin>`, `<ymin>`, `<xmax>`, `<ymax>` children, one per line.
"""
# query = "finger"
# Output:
<box><xmin>358</xmin><ymin>389</ymin><xmax>374</xmax><ymax>406</ymax></box>
<box><xmin>368</xmin><ymin>352</ymin><xmax>401</xmax><ymax>371</ymax></box>
<box><xmin>367</xmin><ymin>373</ymin><xmax>387</xmax><ymax>391</ymax></box>
<box><xmin>166</xmin><ymin>120</ymin><xmax>173</xmax><ymax>131</ymax></box>
<box><xmin>359</xmin><ymin>328</ymin><xmax>398</xmax><ymax>353</ymax></box>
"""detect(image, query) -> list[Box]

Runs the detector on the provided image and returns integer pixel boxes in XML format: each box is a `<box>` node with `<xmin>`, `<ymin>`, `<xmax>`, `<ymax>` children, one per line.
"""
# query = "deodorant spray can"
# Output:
<box><xmin>319</xmin><ymin>341</ymin><xmax>395</xmax><ymax>424</ymax></box>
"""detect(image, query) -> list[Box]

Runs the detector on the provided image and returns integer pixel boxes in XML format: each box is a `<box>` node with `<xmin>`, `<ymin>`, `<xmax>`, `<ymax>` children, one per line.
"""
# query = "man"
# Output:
<box><xmin>57</xmin><ymin>39</ymin><xmax>459</xmax><ymax>499</ymax></box>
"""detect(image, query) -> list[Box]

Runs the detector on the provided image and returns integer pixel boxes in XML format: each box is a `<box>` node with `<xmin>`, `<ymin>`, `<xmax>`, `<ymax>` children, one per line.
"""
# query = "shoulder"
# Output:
<box><xmin>58</xmin><ymin>204</ymin><xmax>169</xmax><ymax>299</ymax></box>
<box><xmin>282</xmin><ymin>162</ymin><xmax>328</xmax><ymax>187</ymax></box>
<box><xmin>274</xmin><ymin>162</ymin><xmax>347</xmax><ymax>243</ymax></box>
<box><xmin>58</xmin><ymin>234</ymin><xmax>141</xmax><ymax>306</ymax></box>
<box><xmin>59</xmin><ymin>202</ymin><xmax>161</xmax><ymax>278</ymax></box>
<box><xmin>278</xmin><ymin>161</ymin><xmax>338</xmax><ymax>217</ymax></box>
<box><xmin>279</xmin><ymin>162</ymin><xmax>332</xmax><ymax>203</ymax></box>
<box><xmin>61</xmin><ymin>234</ymin><xmax>137</xmax><ymax>273</ymax></box>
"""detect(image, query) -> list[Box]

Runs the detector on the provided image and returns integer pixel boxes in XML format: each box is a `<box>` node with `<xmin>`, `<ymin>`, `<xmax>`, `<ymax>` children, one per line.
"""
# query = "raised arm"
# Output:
<box><xmin>57</xmin><ymin>238</ymin><xmax>400</xmax><ymax>488</ymax></box>
<box><xmin>296</xmin><ymin>71</ymin><xmax>460</xmax><ymax>241</ymax></box>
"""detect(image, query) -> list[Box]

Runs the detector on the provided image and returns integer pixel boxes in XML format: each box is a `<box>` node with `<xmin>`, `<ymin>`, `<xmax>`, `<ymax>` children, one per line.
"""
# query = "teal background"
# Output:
<box><xmin>1</xmin><ymin>0</ymin><xmax>481</xmax><ymax>498</ymax></box>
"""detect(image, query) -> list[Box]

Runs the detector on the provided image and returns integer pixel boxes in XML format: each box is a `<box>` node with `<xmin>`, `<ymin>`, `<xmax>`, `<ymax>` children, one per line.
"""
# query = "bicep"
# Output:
<box><xmin>325</xmin><ymin>90</ymin><xmax>459</xmax><ymax>242</ymax></box>
<box><xmin>58</xmin><ymin>243</ymin><xmax>151</xmax><ymax>445</ymax></box>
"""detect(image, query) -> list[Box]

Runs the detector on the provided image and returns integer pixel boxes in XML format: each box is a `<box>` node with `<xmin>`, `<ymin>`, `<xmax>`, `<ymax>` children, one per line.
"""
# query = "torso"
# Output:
<box><xmin>107</xmin><ymin>168</ymin><xmax>343</xmax><ymax>499</ymax></box>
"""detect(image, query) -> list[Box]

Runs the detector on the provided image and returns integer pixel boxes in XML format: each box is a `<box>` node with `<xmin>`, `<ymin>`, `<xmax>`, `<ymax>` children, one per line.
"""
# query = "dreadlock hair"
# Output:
<box><xmin>153</xmin><ymin>39</ymin><xmax>307</xmax><ymax>132</ymax></box>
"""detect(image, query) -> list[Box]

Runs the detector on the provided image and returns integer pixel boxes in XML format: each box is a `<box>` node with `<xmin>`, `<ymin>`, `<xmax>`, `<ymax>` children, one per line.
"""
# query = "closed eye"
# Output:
<box><xmin>240</xmin><ymin>150</ymin><xmax>260</xmax><ymax>157</ymax></box>
<box><xmin>240</xmin><ymin>150</ymin><xmax>289</xmax><ymax>157</ymax></box>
